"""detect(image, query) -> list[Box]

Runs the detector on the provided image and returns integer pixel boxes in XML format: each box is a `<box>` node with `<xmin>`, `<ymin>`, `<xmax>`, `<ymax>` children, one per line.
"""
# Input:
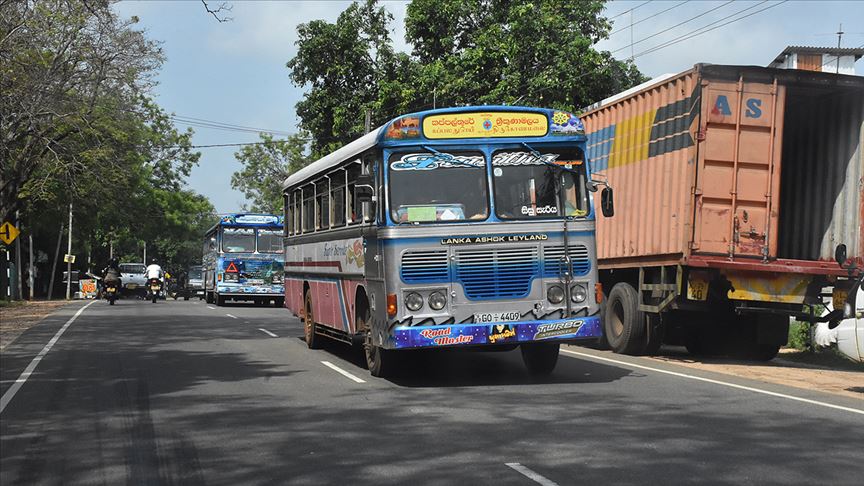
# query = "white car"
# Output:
<box><xmin>815</xmin><ymin>285</ymin><xmax>864</xmax><ymax>362</ymax></box>
<box><xmin>119</xmin><ymin>263</ymin><xmax>147</xmax><ymax>293</ymax></box>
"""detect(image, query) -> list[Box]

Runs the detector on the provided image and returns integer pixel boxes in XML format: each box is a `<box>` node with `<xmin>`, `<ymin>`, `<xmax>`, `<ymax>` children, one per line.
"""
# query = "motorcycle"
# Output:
<box><xmin>104</xmin><ymin>281</ymin><xmax>119</xmax><ymax>305</ymax></box>
<box><xmin>146</xmin><ymin>277</ymin><xmax>162</xmax><ymax>304</ymax></box>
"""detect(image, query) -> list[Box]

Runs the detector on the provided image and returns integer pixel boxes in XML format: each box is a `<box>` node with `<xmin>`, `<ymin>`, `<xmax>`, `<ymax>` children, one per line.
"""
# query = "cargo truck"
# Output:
<box><xmin>583</xmin><ymin>64</ymin><xmax>863</xmax><ymax>360</ymax></box>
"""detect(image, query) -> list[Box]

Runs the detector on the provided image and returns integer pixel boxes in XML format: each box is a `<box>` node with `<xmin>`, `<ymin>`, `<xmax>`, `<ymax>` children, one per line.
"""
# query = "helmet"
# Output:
<box><xmin>109</xmin><ymin>258</ymin><xmax>119</xmax><ymax>266</ymax></box>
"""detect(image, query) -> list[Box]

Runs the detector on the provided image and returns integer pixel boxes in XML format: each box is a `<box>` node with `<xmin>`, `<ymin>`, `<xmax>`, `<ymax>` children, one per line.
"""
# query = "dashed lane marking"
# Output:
<box><xmin>225</xmin><ymin>314</ymin><xmax>238</xmax><ymax>319</ymax></box>
<box><xmin>560</xmin><ymin>348</ymin><xmax>864</xmax><ymax>416</ymax></box>
<box><xmin>505</xmin><ymin>463</ymin><xmax>559</xmax><ymax>486</ymax></box>
<box><xmin>258</xmin><ymin>328</ymin><xmax>278</xmax><ymax>338</ymax></box>
<box><xmin>207</xmin><ymin>306</ymin><xmax>216</xmax><ymax>310</ymax></box>
<box><xmin>321</xmin><ymin>361</ymin><xmax>366</xmax><ymax>384</ymax></box>
<box><xmin>1</xmin><ymin>301</ymin><xmax>96</xmax><ymax>414</ymax></box>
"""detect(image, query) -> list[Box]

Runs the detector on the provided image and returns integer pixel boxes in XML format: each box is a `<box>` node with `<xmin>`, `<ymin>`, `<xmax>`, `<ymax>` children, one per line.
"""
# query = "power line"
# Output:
<box><xmin>633</xmin><ymin>1</ymin><xmax>788</xmax><ymax>58</ymax></box>
<box><xmin>610</xmin><ymin>0</ymin><xmax>735</xmax><ymax>54</ymax></box>
<box><xmin>608</xmin><ymin>1</ymin><xmax>691</xmax><ymax>37</ymax></box>
<box><xmin>607</xmin><ymin>0</ymin><xmax>653</xmax><ymax>20</ymax></box>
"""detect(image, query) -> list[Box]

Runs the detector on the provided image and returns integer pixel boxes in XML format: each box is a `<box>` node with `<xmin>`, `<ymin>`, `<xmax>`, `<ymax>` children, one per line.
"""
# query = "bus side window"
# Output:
<box><xmin>347</xmin><ymin>162</ymin><xmax>365</xmax><ymax>224</ymax></box>
<box><xmin>282</xmin><ymin>193</ymin><xmax>294</xmax><ymax>236</ymax></box>
<box><xmin>332</xmin><ymin>168</ymin><xmax>346</xmax><ymax>228</ymax></box>
<box><xmin>302</xmin><ymin>185</ymin><xmax>315</xmax><ymax>233</ymax></box>
<box><xmin>316</xmin><ymin>179</ymin><xmax>330</xmax><ymax>230</ymax></box>
<box><xmin>293</xmin><ymin>189</ymin><xmax>301</xmax><ymax>235</ymax></box>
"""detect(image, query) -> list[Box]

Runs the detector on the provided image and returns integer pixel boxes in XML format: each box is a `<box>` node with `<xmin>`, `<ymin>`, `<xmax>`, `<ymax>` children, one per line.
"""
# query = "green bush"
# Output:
<box><xmin>788</xmin><ymin>321</ymin><xmax>810</xmax><ymax>350</ymax></box>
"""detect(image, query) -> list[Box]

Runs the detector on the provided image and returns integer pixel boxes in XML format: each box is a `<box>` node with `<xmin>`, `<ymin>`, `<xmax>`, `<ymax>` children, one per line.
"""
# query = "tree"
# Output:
<box><xmin>231</xmin><ymin>133</ymin><xmax>311</xmax><ymax>214</ymax></box>
<box><xmin>405</xmin><ymin>0</ymin><xmax>647</xmax><ymax>111</ymax></box>
<box><xmin>0</xmin><ymin>0</ymin><xmax>164</xmax><ymax>223</ymax></box>
<box><xmin>287</xmin><ymin>0</ymin><xmax>407</xmax><ymax>157</ymax></box>
<box><xmin>286</xmin><ymin>0</ymin><xmax>647</xmax><ymax>154</ymax></box>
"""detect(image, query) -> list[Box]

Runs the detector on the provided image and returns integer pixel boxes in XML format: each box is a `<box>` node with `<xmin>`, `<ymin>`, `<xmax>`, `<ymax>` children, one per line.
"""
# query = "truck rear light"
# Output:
<box><xmin>595</xmin><ymin>283</ymin><xmax>604</xmax><ymax>304</ymax></box>
<box><xmin>387</xmin><ymin>293</ymin><xmax>397</xmax><ymax>317</ymax></box>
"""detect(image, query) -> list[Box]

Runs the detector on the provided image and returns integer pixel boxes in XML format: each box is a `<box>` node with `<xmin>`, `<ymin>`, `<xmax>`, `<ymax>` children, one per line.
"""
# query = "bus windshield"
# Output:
<box><xmin>388</xmin><ymin>150</ymin><xmax>488</xmax><ymax>223</ymax></box>
<box><xmin>257</xmin><ymin>229</ymin><xmax>283</xmax><ymax>253</ymax></box>
<box><xmin>222</xmin><ymin>227</ymin><xmax>255</xmax><ymax>253</ymax></box>
<box><xmin>492</xmin><ymin>148</ymin><xmax>588</xmax><ymax>219</ymax></box>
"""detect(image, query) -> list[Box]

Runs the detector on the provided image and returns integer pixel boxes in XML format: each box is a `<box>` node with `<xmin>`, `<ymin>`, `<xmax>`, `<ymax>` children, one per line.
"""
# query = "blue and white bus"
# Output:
<box><xmin>282</xmin><ymin>106</ymin><xmax>614</xmax><ymax>377</ymax></box>
<box><xmin>203</xmin><ymin>213</ymin><xmax>285</xmax><ymax>306</ymax></box>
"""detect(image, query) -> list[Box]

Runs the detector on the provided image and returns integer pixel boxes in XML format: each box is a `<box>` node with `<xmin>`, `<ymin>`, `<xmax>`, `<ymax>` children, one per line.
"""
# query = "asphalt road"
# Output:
<box><xmin>2</xmin><ymin>299</ymin><xmax>863</xmax><ymax>485</ymax></box>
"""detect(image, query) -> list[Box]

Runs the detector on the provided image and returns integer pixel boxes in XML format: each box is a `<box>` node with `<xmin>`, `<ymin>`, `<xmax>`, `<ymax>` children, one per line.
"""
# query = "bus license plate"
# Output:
<box><xmin>248</xmin><ymin>279</ymin><xmax>264</xmax><ymax>285</ymax></box>
<box><xmin>474</xmin><ymin>311</ymin><xmax>521</xmax><ymax>323</ymax></box>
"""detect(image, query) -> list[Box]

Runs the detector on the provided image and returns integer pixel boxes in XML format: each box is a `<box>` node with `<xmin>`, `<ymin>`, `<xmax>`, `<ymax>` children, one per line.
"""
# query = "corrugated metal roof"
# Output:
<box><xmin>772</xmin><ymin>45</ymin><xmax>864</xmax><ymax>64</ymax></box>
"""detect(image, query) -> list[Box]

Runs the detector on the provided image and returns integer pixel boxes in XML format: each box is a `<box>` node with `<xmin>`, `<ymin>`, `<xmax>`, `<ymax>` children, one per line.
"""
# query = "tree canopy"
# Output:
<box><xmin>1</xmin><ymin>0</ymin><xmax>216</xmax><ymax>294</ymax></box>
<box><xmin>284</xmin><ymin>0</ymin><xmax>647</xmax><ymax>157</ymax></box>
<box><xmin>231</xmin><ymin>133</ymin><xmax>312</xmax><ymax>214</ymax></box>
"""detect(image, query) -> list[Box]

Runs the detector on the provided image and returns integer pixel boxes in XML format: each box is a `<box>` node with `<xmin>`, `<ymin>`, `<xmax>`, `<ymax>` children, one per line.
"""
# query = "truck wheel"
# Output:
<box><xmin>304</xmin><ymin>291</ymin><xmax>321</xmax><ymax>349</ymax></box>
<box><xmin>604</xmin><ymin>282</ymin><xmax>646</xmax><ymax>355</ymax></box>
<box><xmin>521</xmin><ymin>342</ymin><xmax>559</xmax><ymax>376</ymax></box>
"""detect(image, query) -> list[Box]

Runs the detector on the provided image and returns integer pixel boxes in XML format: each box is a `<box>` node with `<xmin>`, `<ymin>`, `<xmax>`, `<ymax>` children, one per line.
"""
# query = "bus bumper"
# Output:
<box><xmin>392</xmin><ymin>315</ymin><xmax>601</xmax><ymax>349</ymax></box>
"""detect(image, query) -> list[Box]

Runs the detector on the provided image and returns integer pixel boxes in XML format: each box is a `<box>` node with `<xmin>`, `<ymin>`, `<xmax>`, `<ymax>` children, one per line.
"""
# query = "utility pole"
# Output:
<box><xmin>14</xmin><ymin>210</ymin><xmax>22</xmax><ymax>300</ymax></box>
<box><xmin>65</xmin><ymin>202</ymin><xmax>72</xmax><ymax>300</ymax></box>
<box><xmin>433</xmin><ymin>88</ymin><xmax>437</xmax><ymax>109</ymax></box>
<box><xmin>143</xmin><ymin>241</ymin><xmax>146</xmax><ymax>265</ymax></box>
<box><xmin>48</xmin><ymin>221</ymin><xmax>64</xmax><ymax>300</ymax></box>
<box><xmin>28</xmin><ymin>233</ymin><xmax>33</xmax><ymax>300</ymax></box>
<box><xmin>836</xmin><ymin>23</ymin><xmax>844</xmax><ymax>74</ymax></box>
<box><xmin>364</xmin><ymin>109</ymin><xmax>371</xmax><ymax>134</ymax></box>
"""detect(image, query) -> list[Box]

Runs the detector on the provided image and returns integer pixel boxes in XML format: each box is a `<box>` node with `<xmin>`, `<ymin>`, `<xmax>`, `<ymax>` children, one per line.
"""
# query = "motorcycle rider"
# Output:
<box><xmin>101</xmin><ymin>258</ymin><xmax>122</xmax><ymax>293</ymax></box>
<box><xmin>145</xmin><ymin>259</ymin><xmax>165</xmax><ymax>296</ymax></box>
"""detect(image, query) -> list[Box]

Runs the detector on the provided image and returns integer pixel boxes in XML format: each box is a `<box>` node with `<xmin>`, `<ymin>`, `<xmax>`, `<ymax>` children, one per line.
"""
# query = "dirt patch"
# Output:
<box><xmin>646</xmin><ymin>346</ymin><xmax>864</xmax><ymax>401</ymax></box>
<box><xmin>0</xmin><ymin>300</ymin><xmax>69</xmax><ymax>351</ymax></box>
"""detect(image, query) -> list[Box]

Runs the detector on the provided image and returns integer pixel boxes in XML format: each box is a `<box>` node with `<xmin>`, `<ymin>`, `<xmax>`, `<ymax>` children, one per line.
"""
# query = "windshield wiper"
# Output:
<box><xmin>520</xmin><ymin>142</ymin><xmax>580</xmax><ymax>174</ymax></box>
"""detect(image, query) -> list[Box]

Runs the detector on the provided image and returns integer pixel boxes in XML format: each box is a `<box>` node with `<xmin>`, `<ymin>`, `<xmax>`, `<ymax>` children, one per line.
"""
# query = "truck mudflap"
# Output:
<box><xmin>391</xmin><ymin>316</ymin><xmax>601</xmax><ymax>349</ymax></box>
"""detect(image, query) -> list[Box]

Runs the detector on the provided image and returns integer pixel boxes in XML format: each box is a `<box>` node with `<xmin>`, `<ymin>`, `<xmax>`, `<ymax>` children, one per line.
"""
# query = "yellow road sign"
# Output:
<box><xmin>0</xmin><ymin>221</ymin><xmax>20</xmax><ymax>245</ymax></box>
<box><xmin>64</xmin><ymin>254</ymin><xmax>76</xmax><ymax>263</ymax></box>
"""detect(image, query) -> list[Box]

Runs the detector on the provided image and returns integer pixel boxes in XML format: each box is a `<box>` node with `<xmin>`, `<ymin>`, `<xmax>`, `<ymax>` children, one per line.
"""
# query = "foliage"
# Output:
<box><xmin>231</xmin><ymin>133</ymin><xmax>312</xmax><ymax>214</ymax></box>
<box><xmin>787</xmin><ymin>321</ymin><xmax>810</xmax><ymax>351</ymax></box>
<box><xmin>1</xmin><ymin>0</ymin><xmax>216</xmax><ymax>295</ymax></box>
<box><xmin>285</xmin><ymin>0</ymin><xmax>648</xmax><ymax>155</ymax></box>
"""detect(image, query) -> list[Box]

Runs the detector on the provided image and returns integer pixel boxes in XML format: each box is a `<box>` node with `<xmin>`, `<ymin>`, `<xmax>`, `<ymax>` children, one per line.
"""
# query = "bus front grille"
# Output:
<box><xmin>456</xmin><ymin>248</ymin><xmax>538</xmax><ymax>300</ymax></box>
<box><xmin>400</xmin><ymin>250</ymin><xmax>449</xmax><ymax>283</ymax></box>
<box><xmin>542</xmin><ymin>245</ymin><xmax>591</xmax><ymax>277</ymax></box>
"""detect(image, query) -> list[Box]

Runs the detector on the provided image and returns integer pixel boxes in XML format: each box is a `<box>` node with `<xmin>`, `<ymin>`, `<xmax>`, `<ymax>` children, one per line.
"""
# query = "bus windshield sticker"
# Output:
<box><xmin>440</xmin><ymin>234</ymin><xmax>547</xmax><ymax>245</ymax></box>
<box><xmin>390</xmin><ymin>153</ymin><xmax>484</xmax><ymax>171</ymax></box>
<box><xmin>549</xmin><ymin>111</ymin><xmax>585</xmax><ymax>135</ymax></box>
<box><xmin>492</xmin><ymin>151</ymin><xmax>560</xmax><ymax>166</ymax></box>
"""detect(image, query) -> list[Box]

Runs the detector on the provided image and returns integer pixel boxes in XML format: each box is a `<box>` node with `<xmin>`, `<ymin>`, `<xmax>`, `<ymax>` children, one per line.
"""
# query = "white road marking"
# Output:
<box><xmin>560</xmin><ymin>349</ymin><xmax>864</xmax><ymax>416</ymax></box>
<box><xmin>225</xmin><ymin>314</ymin><xmax>238</xmax><ymax>319</ymax></box>
<box><xmin>207</xmin><ymin>306</ymin><xmax>216</xmax><ymax>310</ymax></box>
<box><xmin>1</xmin><ymin>301</ymin><xmax>96</xmax><ymax>414</ymax></box>
<box><xmin>258</xmin><ymin>328</ymin><xmax>278</xmax><ymax>338</ymax></box>
<box><xmin>505</xmin><ymin>463</ymin><xmax>559</xmax><ymax>486</ymax></box>
<box><xmin>321</xmin><ymin>361</ymin><xmax>366</xmax><ymax>384</ymax></box>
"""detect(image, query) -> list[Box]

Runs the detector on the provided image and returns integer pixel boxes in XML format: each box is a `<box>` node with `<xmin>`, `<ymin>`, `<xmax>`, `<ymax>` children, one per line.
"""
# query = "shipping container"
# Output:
<box><xmin>582</xmin><ymin>64</ymin><xmax>863</xmax><ymax>359</ymax></box>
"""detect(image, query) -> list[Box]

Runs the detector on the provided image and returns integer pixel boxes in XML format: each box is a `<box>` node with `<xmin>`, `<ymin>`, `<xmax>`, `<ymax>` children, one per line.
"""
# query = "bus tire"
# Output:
<box><xmin>216</xmin><ymin>294</ymin><xmax>225</xmax><ymax>306</ymax></box>
<box><xmin>304</xmin><ymin>291</ymin><xmax>321</xmax><ymax>349</ymax></box>
<box><xmin>364</xmin><ymin>334</ymin><xmax>395</xmax><ymax>378</ymax></box>
<box><xmin>521</xmin><ymin>342</ymin><xmax>559</xmax><ymax>376</ymax></box>
<box><xmin>274</xmin><ymin>298</ymin><xmax>284</xmax><ymax>308</ymax></box>
<box><xmin>604</xmin><ymin>282</ymin><xmax>646</xmax><ymax>355</ymax></box>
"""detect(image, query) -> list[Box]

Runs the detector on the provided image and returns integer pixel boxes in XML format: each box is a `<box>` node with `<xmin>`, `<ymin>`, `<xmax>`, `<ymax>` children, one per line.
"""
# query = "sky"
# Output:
<box><xmin>113</xmin><ymin>0</ymin><xmax>864</xmax><ymax>214</ymax></box>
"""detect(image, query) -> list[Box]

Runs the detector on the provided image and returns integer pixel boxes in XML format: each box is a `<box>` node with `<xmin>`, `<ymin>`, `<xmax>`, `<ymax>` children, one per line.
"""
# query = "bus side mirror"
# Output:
<box><xmin>355</xmin><ymin>174</ymin><xmax>375</xmax><ymax>203</ymax></box>
<box><xmin>601</xmin><ymin>187</ymin><xmax>614</xmax><ymax>218</ymax></box>
<box><xmin>835</xmin><ymin>244</ymin><xmax>847</xmax><ymax>267</ymax></box>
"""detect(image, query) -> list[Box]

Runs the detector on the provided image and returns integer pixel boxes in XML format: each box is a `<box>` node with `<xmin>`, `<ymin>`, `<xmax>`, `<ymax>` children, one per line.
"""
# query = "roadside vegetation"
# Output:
<box><xmin>1</xmin><ymin>0</ymin><xmax>216</xmax><ymax>298</ymax></box>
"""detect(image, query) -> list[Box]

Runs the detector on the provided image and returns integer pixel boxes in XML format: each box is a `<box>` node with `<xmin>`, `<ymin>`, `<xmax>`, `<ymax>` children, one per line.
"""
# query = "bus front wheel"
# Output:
<box><xmin>521</xmin><ymin>342</ymin><xmax>559</xmax><ymax>376</ymax></box>
<box><xmin>364</xmin><ymin>334</ymin><xmax>395</xmax><ymax>378</ymax></box>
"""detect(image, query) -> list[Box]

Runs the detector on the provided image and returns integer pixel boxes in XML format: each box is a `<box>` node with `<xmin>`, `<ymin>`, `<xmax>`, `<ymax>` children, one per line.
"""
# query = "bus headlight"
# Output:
<box><xmin>405</xmin><ymin>292</ymin><xmax>423</xmax><ymax>312</ymax></box>
<box><xmin>571</xmin><ymin>284</ymin><xmax>587</xmax><ymax>303</ymax></box>
<box><xmin>547</xmin><ymin>285</ymin><xmax>565</xmax><ymax>304</ymax></box>
<box><xmin>428</xmin><ymin>291</ymin><xmax>447</xmax><ymax>311</ymax></box>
